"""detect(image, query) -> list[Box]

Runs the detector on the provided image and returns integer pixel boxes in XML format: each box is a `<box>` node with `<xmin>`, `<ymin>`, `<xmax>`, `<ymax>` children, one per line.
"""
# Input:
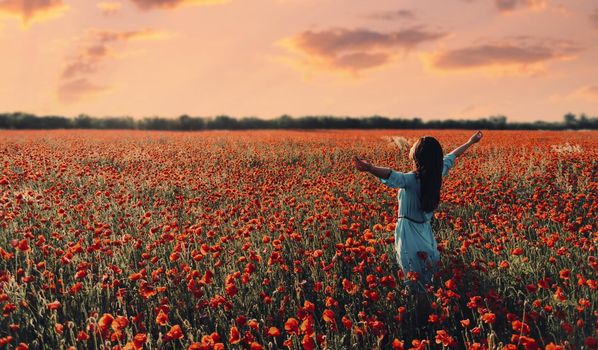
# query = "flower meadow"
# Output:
<box><xmin>0</xmin><ymin>130</ymin><xmax>596</xmax><ymax>350</ymax></box>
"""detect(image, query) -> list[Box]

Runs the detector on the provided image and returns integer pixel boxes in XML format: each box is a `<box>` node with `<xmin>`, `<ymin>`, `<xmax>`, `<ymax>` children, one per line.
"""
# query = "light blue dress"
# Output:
<box><xmin>378</xmin><ymin>153</ymin><xmax>456</xmax><ymax>291</ymax></box>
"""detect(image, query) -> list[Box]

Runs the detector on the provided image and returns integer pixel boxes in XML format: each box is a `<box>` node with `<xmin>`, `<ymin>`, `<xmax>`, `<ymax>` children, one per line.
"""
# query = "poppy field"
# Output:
<box><xmin>0</xmin><ymin>129</ymin><xmax>596</xmax><ymax>350</ymax></box>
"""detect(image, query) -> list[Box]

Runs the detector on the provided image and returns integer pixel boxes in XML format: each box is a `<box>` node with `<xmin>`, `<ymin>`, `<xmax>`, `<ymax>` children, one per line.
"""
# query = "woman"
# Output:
<box><xmin>353</xmin><ymin>131</ymin><xmax>483</xmax><ymax>313</ymax></box>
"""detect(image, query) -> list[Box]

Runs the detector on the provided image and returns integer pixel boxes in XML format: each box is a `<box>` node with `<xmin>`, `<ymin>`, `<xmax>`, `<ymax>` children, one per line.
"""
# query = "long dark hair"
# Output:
<box><xmin>412</xmin><ymin>136</ymin><xmax>443</xmax><ymax>212</ymax></box>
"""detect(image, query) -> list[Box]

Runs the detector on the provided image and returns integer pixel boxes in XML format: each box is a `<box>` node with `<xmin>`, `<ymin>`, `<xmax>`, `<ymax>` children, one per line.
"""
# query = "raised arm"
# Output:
<box><xmin>353</xmin><ymin>156</ymin><xmax>407</xmax><ymax>188</ymax></box>
<box><xmin>353</xmin><ymin>156</ymin><xmax>391</xmax><ymax>179</ymax></box>
<box><xmin>447</xmin><ymin>131</ymin><xmax>483</xmax><ymax>158</ymax></box>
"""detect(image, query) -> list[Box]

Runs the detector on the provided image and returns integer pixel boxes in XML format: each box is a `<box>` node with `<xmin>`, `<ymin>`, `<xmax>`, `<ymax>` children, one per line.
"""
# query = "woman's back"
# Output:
<box><xmin>379</xmin><ymin>153</ymin><xmax>457</xmax><ymax>224</ymax></box>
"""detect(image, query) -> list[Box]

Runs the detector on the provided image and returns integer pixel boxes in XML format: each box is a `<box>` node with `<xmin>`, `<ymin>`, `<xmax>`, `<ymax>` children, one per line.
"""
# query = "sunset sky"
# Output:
<box><xmin>1</xmin><ymin>0</ymin><xmax>597</xmax><ymax>121</ymax></box>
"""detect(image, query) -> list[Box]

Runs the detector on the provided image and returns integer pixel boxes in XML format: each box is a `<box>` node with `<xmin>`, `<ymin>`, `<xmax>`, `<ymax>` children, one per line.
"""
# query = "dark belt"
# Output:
<box><xmin>397</xmin><ymin>215</ymin><xmax>427</xmax><ymax>224</ymax></box>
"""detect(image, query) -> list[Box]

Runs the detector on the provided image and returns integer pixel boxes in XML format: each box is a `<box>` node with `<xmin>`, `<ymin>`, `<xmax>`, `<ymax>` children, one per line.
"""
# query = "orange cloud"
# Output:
<box><xmin>423</xmin><ymin>38</ymin><xmax>581</xmax><ymax>76</ymax></box>
<box><xmin>129</xmin><ymin>0</ymin><xmax>228</xmax><ymax>10</ymax></box>
<box><xmin>58</xmin><ymin>78</ymin><xmax>109</xmax><ymax>103</ymax></box>
<box><xmin>62</xmin><ymin>29</ymin><xmax>162</xmax><ymax>79</ymax></box>
<box><xmin>97</xmin><ymin>1</ymin><xmax>122</xmax><ymax>16</ymax></box>
<box><xmin>494</xmin><ymin>0</ymin><xmax>547</xmax><ymax>13</ymax></box>
<box><xmin>276</xmin><ymin>27</ymin><xmax>446</xmax><ymax>76</ymax></box>
<box><xmin>58</xmin><ymin>28</ymin><xmax>168</xmax><ymax>103</ymax></box>
<box><xmin>0</xmin><ymin>0</ymin><xmax>68</xmax><ymax>25</ymax></box>
<box><xmin>571</xmin><ymin>85</ymin><xmax>598</xmax><ymax>101</ymax></box>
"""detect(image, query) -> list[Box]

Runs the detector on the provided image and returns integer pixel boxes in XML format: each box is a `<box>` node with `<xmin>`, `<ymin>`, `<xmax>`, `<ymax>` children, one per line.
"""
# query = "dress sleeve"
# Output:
<box><xmin>442</xmin><ymin>153</ymin><xmax>456</xmax><ymax>177</ymax></box>
<box><xmin>378</xmin><ymin>170</ymin><xmax>407</xmax><ymax>188</ymax></box>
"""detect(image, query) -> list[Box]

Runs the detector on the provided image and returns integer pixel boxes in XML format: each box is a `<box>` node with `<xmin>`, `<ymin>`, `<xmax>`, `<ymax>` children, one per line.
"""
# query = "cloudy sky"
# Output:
<box><xmin>0</xmin><ymin>0</ymin><xmax>596</xmax><ymax>121</ymax></box>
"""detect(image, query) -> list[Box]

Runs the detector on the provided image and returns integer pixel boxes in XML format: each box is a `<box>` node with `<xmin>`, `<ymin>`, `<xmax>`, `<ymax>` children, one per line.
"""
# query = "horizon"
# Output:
<box><xmin>1</xmin><ymin>111</ymin><xmax>594</xmax><ymax>123</ymax></box>
<box><xmin>1</xmin><ymin>0</ymin><xmax>597</xmax><ymax>121</ymax></box>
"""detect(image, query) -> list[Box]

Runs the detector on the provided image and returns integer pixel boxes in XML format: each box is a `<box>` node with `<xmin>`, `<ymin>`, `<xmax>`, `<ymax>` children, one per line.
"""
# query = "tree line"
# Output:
<box><xmin>0</xmin><ymin>112</ymin><xmax>596</xmax><ymax>130</ymax></box>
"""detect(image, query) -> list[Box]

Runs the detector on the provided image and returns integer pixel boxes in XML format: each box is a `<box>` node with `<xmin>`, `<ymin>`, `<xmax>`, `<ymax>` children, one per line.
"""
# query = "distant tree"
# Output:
<box><xmin>141</xmin><ymin>117</ymin><xmax>177</xmax><ymax>130</ymax></box>
<box><xmin>74</xmin><ymin>114</ymin><xmax>93</xmax><ymax>129</ymax></box>
<box><xmin>178</xmin><ymin>115</ymin><xmax>206</xmax><ymax>130</ymax></box>
<box><xmin>275</xmin><ymin>115</ymin><xmax>295</xmax><ymax>129</ymax></box>
<box><xmin>204</xmin><ymin>115</ymin><xmax>237</xmax><ymax>130</ymax></box>
<box><xmin>103</xmin><ymin>116</ymin><xmax>135</xmax><ymax>129</ymax></box>
<box><xmin>578</xmin><ymin>113</ymin><xmax>591</xmax><ymax>129</ymax></box>
<box><xmin>363</xmin><ymin>115</ymin><xmax>391</xmax><ymax>129</ymax></box>
<box><xmin>12</xmin><ymin>112</ymin><xmax>38</xmax><ymax>129</ymax></box>
<box><xmin>488</xmin><ymin>115</ymin><xmax>507</xmax><ymax>129</ymax></box>
<box><xmin>564</xmin><ymin>113</ymin><xmax>577</xmax><ymax>128</ymax></box>
<box><xmin>239</xmin><ymin>116</ymin><xmax>271</xmax><ymax>129</ymax></box>
<box><xmin>40</xmin><ymin>115</ymin><xmax>71</xmax><ymax>128</ymax></box>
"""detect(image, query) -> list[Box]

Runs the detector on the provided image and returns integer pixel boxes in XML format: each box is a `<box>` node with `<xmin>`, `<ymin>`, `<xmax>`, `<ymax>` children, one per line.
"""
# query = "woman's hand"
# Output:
<box><xmin>468</xmin><ymin>131</ymin><xmax>483</xmax><ymax>144</ymax></box>
<box><xmin>353</xmin><ymin>156</ymin><xmax>372</xmax><ymax>172</ymax></box>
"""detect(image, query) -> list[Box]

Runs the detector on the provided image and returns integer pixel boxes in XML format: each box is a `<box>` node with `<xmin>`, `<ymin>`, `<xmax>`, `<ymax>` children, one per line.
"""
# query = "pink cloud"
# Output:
<box><xmin>57</xmin><ymin>78</ymin><xmax>108</xmax><ymax>103</ymax></box>
<box><xmin>425</xmin><ymin>38</ymin><xmax>581</xmax><ymax>75</ymax></box>
<box><xmin>365</xmin><ymin>9</ymin><xmax>416</xmax><ymax>21</ymax></box>
<box><xmin>591</xmin><ymin>8</ymin><xmax>598</xmax><ymax>29</ymax></box>
<box><xmin>332</xmin><ymin>52</ymin><xmax>390</xmax><ymax>71</ymax></box>
<box><xmin>293</xmin><ymin>27</ymin><xmax>446</xmax><ymax>56</ymax></box>
<box><xmin>278</xmin><ymin>26</ymin><xmax>446</xmax><ymax>75</ymax></box>
<box><xmin>58</xmin><ymin>29</ymin><xmax>166</xmax><ymax>103</ymax></box>
<box><xmin>129</xmin><ymin>0</ymin><xmax>228</xmax><ymax>10</ymax></box>
<box><xmin>494</xmin><ymin>0</ymin><xmax>548</xmax><ymax>13</ymax></box>
<box><xmin>61</xmin><ymin>29</ymin><xmax>159</xmax><ymax>79</ymax></box>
